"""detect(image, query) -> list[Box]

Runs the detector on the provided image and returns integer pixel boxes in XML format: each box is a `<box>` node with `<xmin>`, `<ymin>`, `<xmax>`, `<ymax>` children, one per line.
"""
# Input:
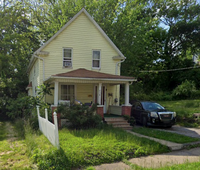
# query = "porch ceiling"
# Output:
<box><xmin>45</xmin><ymin>68</ymin><xmax>136</xmax><ymax>84</ymax></box>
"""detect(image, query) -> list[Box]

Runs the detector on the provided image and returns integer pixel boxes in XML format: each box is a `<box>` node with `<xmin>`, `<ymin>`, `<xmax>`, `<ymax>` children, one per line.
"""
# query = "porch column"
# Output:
<box><xmin>54</xmin><ymin>81</ymin><xmax>59</xmax><ymax>106</ymax></box>
<box><xmin>125</xmin><ymin>82</ymin><xmax>130</xmax><ymax>106</ymax></box>
<box><xmin>98</xmin><ymin>83</ymin><xmax>102</xmax><ymax>105</ymax></box>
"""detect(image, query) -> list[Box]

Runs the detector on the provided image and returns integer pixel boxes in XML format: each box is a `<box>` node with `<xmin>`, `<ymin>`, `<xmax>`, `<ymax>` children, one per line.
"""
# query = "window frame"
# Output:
<box><xmin>60</xmin><ymin>84</ymin><xmax>75</xmax><ymax>103</ymax></box>
<box><xmin>63</xmin><ymin>48</ymin><xmax>73</xmax><ymax>68</ymax></box>
<box><xmin>92</xmin><ymin>50</ymin><xmax>101</xmax><ymax>69</ymax></box>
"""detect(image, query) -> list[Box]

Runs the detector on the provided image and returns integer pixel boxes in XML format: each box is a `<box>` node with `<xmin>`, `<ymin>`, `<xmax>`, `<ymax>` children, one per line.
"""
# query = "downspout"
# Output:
<box><xmin>33</xmin><ymin>54</ymin><xmax>45</xmax><ymax>82</ymax></box>
<box><xmin>115</xmin><ymin>57</ymin><xmax>126</xmax><ymax>75</ymax></box>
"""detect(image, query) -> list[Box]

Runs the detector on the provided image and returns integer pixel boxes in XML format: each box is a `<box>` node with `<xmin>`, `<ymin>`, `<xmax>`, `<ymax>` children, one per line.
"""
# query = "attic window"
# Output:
<box><xmin>63</xmin><ymin>48</ymin><xmax>72</xmax><ymax>67</ymax></box>
<box><xmin>92</xmin><ymin>50</ymin><xmax>101</xmax><ymax>69</ymax></box>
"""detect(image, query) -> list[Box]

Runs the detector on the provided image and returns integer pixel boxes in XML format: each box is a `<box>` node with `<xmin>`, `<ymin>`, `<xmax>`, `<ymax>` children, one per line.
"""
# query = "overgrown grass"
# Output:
<box><xmin>0</xmin><ymin>121</ymin><xmax>35</xmax><ymax>169</ymax></box>
<box><xmin>132</xmin><ymin>127</ymin><xmax>199</xmax><ymax>143</ymax></box>
<box><xmin>123</xmin><ymin>160</ymin><xmax>200</xmax><ymax>170</ymax></box>
<box><xmin>24</xmin><ymin>124</ymin><xmax>170</xmax><ymax>169</ymax></box>
<box><xmin>158</xmin><ymin>100</ymin><xmax>200</xmax><ymax>127</ymax></box>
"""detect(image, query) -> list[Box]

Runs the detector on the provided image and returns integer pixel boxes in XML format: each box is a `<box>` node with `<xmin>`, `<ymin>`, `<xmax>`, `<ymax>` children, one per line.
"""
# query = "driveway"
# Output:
<box><xmin>156</xmin><ymin>125</ymin><xmax>200</xmax><ymax>138</ymax></box>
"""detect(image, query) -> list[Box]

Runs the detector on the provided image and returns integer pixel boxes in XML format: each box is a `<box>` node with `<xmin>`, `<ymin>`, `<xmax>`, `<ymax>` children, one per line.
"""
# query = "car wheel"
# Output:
<box><xmin>142</xmin><ymin>117</ymin><xmax>147</xmax><ymax>127</ymax></box>
<box><xmin>166</xmin><ymin>125</ymin><xmax>172</xmax><ymax>128</ymax></box>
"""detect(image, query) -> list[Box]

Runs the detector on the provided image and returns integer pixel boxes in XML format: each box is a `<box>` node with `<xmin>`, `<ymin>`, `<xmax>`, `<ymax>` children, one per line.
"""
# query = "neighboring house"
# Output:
<box><xmin>27</xmin><ymin>8</ymin><xmax>136</xmax><ymax>117</ymax></box>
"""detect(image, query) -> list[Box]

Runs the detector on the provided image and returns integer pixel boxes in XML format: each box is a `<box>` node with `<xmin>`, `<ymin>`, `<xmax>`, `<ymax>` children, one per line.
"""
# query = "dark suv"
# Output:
<box><xmin>131</xmin><ymin>101</ymin><xmax>176</xmax><ymax>127</ymax></box>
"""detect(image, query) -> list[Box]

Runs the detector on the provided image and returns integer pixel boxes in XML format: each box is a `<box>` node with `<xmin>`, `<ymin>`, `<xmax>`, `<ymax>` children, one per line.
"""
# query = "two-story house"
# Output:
<box><xmin>27</xmin><ymin>8</ymin><xmax>136</xmax><ymax>118</ymax></box>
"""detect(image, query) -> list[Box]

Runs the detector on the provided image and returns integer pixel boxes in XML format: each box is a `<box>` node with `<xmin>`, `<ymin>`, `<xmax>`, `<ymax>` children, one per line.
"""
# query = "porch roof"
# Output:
<box><xmin>45</xmin><ymin>68</ymin><xmax>136</xmax><ymax>84</ymax></box>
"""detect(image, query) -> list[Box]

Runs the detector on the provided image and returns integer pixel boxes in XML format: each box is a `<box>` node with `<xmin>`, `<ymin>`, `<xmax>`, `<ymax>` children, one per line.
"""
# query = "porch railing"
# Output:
<box><xmin>109</xmin><ymin>105</ymin><xmax>122</xmax><ymax>115</ymax></box>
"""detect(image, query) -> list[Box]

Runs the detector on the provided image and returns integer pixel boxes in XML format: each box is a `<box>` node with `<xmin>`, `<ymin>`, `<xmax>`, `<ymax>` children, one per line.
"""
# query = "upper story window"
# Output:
<box><xmin>92</xmin><ymin>50</ymin><xmax>101</xmax><ymax>69</ymax></box>
<box><xmin>63</xmin><ymin>48</ymin><xmax>72</xmax><ymax>67</ymax></box>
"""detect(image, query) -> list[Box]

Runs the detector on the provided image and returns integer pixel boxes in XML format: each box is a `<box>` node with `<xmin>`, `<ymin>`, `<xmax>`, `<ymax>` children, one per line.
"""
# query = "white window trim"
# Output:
<box><xmin>63</xmin><ymin>48</ymin><xmax>73</xmax><ymax>68</ymax></box>
<box><xmin>59</xmin><ymin>83</ymin><xmax>76</xmax><ymax>101</ymax></box>
<box><xmin>92</xmin><ymin>49</ymin><xmax>101</xmax><ymax>69</ymax></box>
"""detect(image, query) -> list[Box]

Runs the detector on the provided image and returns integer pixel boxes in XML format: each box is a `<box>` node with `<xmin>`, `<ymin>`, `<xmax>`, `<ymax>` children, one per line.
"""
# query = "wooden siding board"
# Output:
<box><xmin>42</xmin><ymin>12</ymin><xmax>119</xmax><ymax>79</ymax></box>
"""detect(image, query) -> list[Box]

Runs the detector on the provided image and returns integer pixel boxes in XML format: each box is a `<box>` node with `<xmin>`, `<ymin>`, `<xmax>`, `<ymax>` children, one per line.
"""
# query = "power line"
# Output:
<box><xmin>139</xmin><ymin>65</ymin><xmax>200</xmax><ymax>73</ymax></box>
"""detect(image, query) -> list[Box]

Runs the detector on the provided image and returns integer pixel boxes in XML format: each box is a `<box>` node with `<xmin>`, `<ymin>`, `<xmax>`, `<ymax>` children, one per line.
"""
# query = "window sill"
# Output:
<box><xmin>62</xmin><ymin>66</ymin><xmax>73</xmax><ymax>69</ymax></box>
<box><xmin>92</xmin><ymin>67</ymin><xmax>101</xmax><ymax>70</ymax></box>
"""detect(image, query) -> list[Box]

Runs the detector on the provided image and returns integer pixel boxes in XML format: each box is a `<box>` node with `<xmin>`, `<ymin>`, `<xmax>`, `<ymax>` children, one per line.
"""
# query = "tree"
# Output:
<box><xmin>0</xmin><ymin>1</ymin><xmax>40</xmax><ymax>117</ymax></box>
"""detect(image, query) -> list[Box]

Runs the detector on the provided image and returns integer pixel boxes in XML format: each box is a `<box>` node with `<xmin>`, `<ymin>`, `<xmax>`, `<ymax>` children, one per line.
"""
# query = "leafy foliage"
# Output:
<box><xmin>24</xmin><ymin>123</ymin><xmax>169</xmax><ymax>169</ymax></box>
<box><xmin>59</xmin><ymin>104</ymin><xmax>102</xmax><ymax>129</ymax></box>
<box><xmin>1</xmin><ymin>0</ymin><xmax>200</xmax><ymax>119</ymax></box>
<box><xmin>0</xmin><ymin>2</ymin><xmax>39</xmax><ymax>118</ymax></box>
<box><xmin>123</xmin><ymin>115</ymin><xmax>135</xmax><ymax>126</ymax></box>
<box><xmin>172</xmin><ymin>80</ymin><xmax>197</xmax><ymax>99</ymax></box>
<box><xmin>159</xmin><ymin>100</ymin><xmax>200</xmax><ymax>127</ymax></box>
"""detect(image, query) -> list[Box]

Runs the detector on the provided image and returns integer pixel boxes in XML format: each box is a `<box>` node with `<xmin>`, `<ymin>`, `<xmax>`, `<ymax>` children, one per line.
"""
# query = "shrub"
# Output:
<box><xmin>123</xmin><ymin>115</ymin><xmax>135</xmax><ymax>126</ymax></box>
<box><xmin>62</xmin><ymin>104</ymin><xmax>102</xmax><ymax>129</ymax></box>
<box><xmin>172</xmin><ymin>80</ymin><xmax>197</xmax><ymax>99</ymax></box>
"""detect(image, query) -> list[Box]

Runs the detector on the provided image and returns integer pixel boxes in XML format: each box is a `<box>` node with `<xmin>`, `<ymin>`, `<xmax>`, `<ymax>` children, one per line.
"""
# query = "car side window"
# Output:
<box><xmin>135</xmin><ymin>102</ymin><xmax>142</xmax><ymax>110</ymax></box>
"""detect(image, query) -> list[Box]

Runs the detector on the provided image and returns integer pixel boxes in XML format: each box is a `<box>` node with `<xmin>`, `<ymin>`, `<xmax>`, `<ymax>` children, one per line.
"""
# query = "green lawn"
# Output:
<box><xmin>132</xmin><ymin>127</ymin><xmax>199</xmax><ymax>143</ymax></box>
<box><xmin>0</xmin><ymin>121</ymin><xmax>35</xmax><ymax>169</ymax></box>
<box><xmin>25</xmin><ymin>125</ymin><xmax>170</xmax><ymax>169</ymax></box>
<box><xmin>158</xmin><ymin>100</ymin><xmax>200</xmax><ymax>127</ymax></box>
<box><xmin>2</xmin><ymin>119</ymin><xmax>199</xmax><ymax>170</ymax></box>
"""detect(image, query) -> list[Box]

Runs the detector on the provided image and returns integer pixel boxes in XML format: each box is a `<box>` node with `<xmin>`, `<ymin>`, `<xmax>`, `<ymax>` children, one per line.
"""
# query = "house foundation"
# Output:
<box><xmin>122</xmin><ymin>105</ymin><xmax>131</xmax><ymax>117</ymax></box>
<box><xmin>97</xmin><ymin>105</ymin><xmax>104</xmax><ymax>119</ymax></box>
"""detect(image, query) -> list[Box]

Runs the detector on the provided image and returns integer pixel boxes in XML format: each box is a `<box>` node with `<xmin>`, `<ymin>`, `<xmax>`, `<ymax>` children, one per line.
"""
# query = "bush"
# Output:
<box><xmin>61</xmin><ymin>104</ymin><xmax>102</xmax><ymax>129</ymax></box>
<box><xmin>123</xmin><ymin>115</ymin><xmax>135</xmax><ymax>126</ymax></box>
<box><xmin>5</xmin><ymin>93</ymin><xmax>35</xmax><ymax>119</ymax></box>
<box><xmin>130</xmin><ymin>91</ymin><xmax>173</xmax><ymax>101</ymax></box>
<box><xmin>172</xmin><ymin>80</ymin><xmax>197</xmax><ymax>99</ymax></box>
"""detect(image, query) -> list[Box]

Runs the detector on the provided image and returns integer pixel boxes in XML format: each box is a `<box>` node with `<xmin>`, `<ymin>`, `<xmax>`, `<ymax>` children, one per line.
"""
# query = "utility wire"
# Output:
<box><xmin>139</xmin><ymin>65</ymin><xmax>200</xmax><ymax>73</ymax></box>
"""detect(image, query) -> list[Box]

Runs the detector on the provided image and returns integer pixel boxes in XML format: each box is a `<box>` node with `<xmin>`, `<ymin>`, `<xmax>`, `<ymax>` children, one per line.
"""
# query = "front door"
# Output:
<box><xmin>94</xmin><ymin>85</ymin><xmax>107</xmax><ymax>113</ymax></box>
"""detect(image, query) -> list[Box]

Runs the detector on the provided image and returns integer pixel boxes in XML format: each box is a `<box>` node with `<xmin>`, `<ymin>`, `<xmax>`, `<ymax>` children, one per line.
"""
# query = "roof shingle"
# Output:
<box><xmin>52</xmin><ymin>68</ymin><xmax>135</xmax><ymax>80</ymax></box>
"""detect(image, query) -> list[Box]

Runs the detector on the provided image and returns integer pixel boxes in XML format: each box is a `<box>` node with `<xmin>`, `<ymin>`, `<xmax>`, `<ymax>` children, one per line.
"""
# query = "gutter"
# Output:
<box><xmin>115</xmin><ymin>57</ymin><xmax>126</xmax><ymax>75</ymax></box>
<box><xmin>45</xmin><ymin>76</ymin><xmax>136</xmax><ymax>82</ymax></box>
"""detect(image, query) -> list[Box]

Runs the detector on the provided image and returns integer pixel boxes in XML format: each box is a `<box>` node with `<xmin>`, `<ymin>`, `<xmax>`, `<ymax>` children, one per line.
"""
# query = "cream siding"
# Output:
<box><xmin>28</xmin><ymin>59</ymin><xmax>40</xmax><ymax>96</ymax></box>
<box><xmin>39</xmin><ymin>59</ymin><xmax>43</xmax><ymax>84</ymax></box>
<box><xmin>45</xmin><ymin>84</ymin><xmax>54</xmax><ymax>104</ymax></box>
<box><xmin>28</xmin><ymin>11</ymin><xmax>126</xmax><ymax>111</ymax></box>
<box><xmin>106</xmin><ymin>85</ymin><xmax>120</xmax><ymax>106</ymax></box>
<box><xmin>76</xmin><ymin>84</ymin><xmax>93</xmax><ymax>104</ymax></box>
<box><xmin>42</xmin><ymin>13</ymin><xmax>120</xmax><ymax>80</ymax></box>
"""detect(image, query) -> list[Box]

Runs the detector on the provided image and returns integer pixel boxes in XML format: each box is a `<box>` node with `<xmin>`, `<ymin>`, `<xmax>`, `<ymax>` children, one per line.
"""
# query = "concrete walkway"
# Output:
<box><xmin>94</xmin><ymin>130</ymin><xmax>200</xmax><ymax>170</ymax></box>
<box><xmin>95</xmin><ymin>148</ymin><xmax>200</xmax><ymax>170</ymax></box>
<box><xmin>129</xmin><ymin>147</ymin><xmax>200</xmax><ymax>169</ymax></box>
<box><xmin>157</xmin><ymin>125</ymin><xmax>200</xmax><ymax>138</ymax></box>
<box><xmin>127</xmin><ymin>131</ymin><xmax>184</xmax><ymax>151</ymax></box>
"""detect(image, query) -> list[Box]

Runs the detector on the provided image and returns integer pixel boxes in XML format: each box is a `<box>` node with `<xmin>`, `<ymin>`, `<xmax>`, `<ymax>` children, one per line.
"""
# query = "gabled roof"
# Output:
<box><xmin>34</xmin><ymin>8</ymin><xmax>125</xmax><ymax>58</ymax></box>
<box><xmin>47</xmin><ymin>68</ymin><xmax>136</xmax><ymax>82</ymax></box>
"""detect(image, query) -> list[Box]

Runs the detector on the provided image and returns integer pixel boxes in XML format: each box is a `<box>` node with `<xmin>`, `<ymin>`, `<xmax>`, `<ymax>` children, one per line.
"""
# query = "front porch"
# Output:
<box><xmin>44</xmin><ymin>68</ymin><xmax>136</xmax><ymax>124</ymax></box>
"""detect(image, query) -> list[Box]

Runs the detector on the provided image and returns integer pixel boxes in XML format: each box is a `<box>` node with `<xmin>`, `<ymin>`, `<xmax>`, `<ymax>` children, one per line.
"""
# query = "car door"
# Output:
<box><xmin>131</xmin><ymin>102</ymin><xmax>143</xmax><ymax>122</ymax></box>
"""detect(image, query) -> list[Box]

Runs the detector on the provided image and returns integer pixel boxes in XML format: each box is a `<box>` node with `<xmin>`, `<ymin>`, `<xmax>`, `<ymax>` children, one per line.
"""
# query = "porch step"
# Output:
<box><xmin>104</xmin><ymin>117</ymin><xmax>125</xmax><ymax>122</ymax></box>
<box><xmin>105</xmin><ymin>117</ymin><xmax>133</xmax><ymax>130</ymax></box>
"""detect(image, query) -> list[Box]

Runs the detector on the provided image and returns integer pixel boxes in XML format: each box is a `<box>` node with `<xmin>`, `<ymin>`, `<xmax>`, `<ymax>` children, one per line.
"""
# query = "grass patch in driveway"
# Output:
<box><xmin>132</xmin><ymin>127</ymin><xmax>199</xmax><ymax>143</ymax></box>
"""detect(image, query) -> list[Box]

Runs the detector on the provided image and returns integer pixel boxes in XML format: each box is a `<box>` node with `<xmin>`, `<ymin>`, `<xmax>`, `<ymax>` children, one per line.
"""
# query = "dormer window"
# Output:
<box><xmin>92</xmin><ymin>50</ymin><xmax>101</xmax><ymax>69</ymax></box>
<box><xmin>63</xmin><ymin>48</ymin><xmax>72</xmax><ymax>67</ymax></box>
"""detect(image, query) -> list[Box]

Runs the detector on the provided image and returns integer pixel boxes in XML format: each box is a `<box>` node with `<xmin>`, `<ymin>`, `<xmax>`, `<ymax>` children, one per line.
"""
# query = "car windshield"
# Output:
<box><xmin>141</xmin><ymin>102</ymin><xmax>165</xmax><ymax>111</ymax></box>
